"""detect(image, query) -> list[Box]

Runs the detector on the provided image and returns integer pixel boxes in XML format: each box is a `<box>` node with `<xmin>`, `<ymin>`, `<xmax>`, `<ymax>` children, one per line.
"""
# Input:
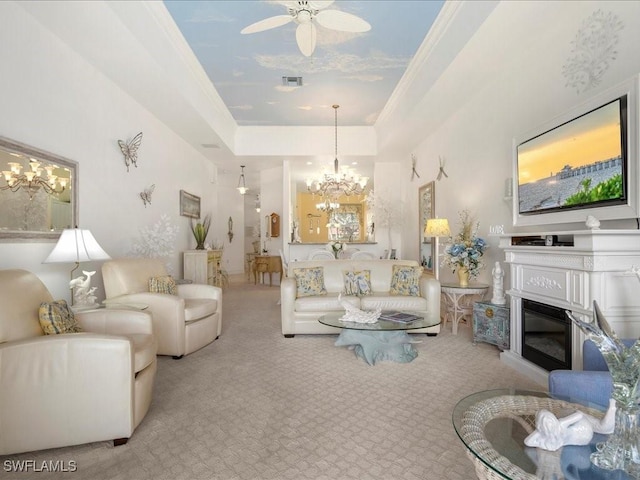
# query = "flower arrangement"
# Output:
<box><xmin>326</xmin><ymin>240</ymin><xmax>347</xmax><ymax>258</ymax></box>
<box><xmin>443</xmin><ymin>210</ymin><xmax>487</xmax><ymax>279</ymax></box>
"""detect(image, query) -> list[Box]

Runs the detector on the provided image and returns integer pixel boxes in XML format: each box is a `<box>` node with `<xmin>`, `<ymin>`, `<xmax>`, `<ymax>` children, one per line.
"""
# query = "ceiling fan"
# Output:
<box><xmin>240</xmin><ymin>1</ymin><xmax>371</xmax><ymax>57</ymax></box>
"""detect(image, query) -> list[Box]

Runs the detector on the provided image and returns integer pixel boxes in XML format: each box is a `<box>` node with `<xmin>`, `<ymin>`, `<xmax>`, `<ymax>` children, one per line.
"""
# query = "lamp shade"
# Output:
<box><xmin>43</xmin><ymin>228</ymin><xmax>111</xmax><ymax>264</ymax></box>
<box><xmin>425</xmin><ymin>218</ymin><xmax>451</xmax><ymax>238</ymax></box>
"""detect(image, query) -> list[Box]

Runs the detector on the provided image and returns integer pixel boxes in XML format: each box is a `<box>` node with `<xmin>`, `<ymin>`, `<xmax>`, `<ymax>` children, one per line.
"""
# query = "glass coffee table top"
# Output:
<box><xmin>452</xmin><ymin>388</ymin><xmax>631</xmax><ymax>479</ymax></box>
<box><xmin>318</xmin><ymin>311</ymin><xmax>440</xmax><ymax>331</ymax></box>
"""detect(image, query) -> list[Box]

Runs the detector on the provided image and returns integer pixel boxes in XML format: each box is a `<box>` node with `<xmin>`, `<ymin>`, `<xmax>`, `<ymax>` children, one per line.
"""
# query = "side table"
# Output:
<box><xmin>473</xmin><ymin>301</ymin><xmax>510</xmax><ymax>350</ymax></box>
<box><xmin>441</xmin><ymin>282</ymin><xmax>489</xmax><ymax>335</ymax></box>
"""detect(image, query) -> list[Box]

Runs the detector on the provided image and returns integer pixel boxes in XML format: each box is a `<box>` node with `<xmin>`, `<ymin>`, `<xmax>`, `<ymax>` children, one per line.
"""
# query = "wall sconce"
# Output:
<box><xmin>237</xmin><ymin>165</ymin><xmax>248</xmax><ymax>195</ymax></box>
<box><xmin>425</xmin><ymin>218</ymin><xmax>450</xmax><ymax>280</ymax></box>
<box><xmin>255</xmin><ymin>194</ymin><xmax>261</xmax><ymax>213</ymax></box>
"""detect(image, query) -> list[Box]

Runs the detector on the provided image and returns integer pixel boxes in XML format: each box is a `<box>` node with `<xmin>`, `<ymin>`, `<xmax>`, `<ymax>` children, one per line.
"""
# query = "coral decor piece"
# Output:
<box><xmin>130</xmin><ymin>214</ymin><xmax>179</xmax><ymax>273</ymax></box>
<box><xmin>338</xmin><ymin>294</ymin><xmax>381</xmax><ymax>324</ymax></box>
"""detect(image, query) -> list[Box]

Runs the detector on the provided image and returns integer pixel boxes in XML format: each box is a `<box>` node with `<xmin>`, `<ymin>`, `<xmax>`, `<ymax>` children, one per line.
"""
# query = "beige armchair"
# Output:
<box><xmin>102</xmin><ymin>258</ymin><xmax>222</xmax><ymax>358</ymax></box>
<box><xmin>0</xmin><ymin>269</ymin><xmax>157</xmax><ymax>455</ymax></box>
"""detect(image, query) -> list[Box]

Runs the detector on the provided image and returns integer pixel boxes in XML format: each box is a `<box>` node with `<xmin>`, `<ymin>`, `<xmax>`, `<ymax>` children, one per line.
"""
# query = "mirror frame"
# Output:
<box><xmin>418</xmin><ymin>181</ymin><xmax>435</xmax><ymax>275</ymax></box>
<box><xmin>0</xmin><ymin>136</ymin><xmax>78</xmax><ymax>240</ymax></box>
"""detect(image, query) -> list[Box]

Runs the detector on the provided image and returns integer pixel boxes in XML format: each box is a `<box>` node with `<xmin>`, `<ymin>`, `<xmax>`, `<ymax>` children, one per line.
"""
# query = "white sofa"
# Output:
<box><xmin>281</xmin><ymin>259</ymin><xmax>440</xmax><ymax>337</ymax></box>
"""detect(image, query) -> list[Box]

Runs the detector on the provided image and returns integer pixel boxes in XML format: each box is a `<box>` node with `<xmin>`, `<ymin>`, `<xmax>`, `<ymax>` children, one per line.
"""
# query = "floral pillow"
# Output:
<box><xmin>39</xmin><ymin>300</ymin><xmax>83</xmax><ymax>335</ymax></box>
<box><xmin>390</xmin><ymin>265</ymin><xmax>423</xmax><ymax>296</ymax></box>
<box><xmin>149</xmin><ymin>275</ymin><xmax>178</xmax><ymax>295</ymax></box>
<box><xmin>293</xmin><ymin>267</ymin><xmax>327</xmax><ymax>298</ymax></box>
<box><xmin>343</xmin><ymin>270</ymin><xmax>372</xmax><ymax>297</ymax></box>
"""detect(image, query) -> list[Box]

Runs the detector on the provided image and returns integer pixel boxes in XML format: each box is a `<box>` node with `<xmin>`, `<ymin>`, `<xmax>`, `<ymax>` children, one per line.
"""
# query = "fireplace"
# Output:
<box><xmin>521</xmin><ymin>299</ymin><xmax>572</xmax><ymax>371</ymax></box>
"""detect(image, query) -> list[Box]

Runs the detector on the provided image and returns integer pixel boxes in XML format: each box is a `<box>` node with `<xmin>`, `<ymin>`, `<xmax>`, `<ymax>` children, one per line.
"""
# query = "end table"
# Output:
<box><xmin>440</xmin><ymin>282</ymin><xmax>489</xmax><ymax>335</ymax></box>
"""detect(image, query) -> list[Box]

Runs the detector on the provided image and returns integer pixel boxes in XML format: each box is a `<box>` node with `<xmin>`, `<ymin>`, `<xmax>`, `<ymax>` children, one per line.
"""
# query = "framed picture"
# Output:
<box><xmin>418</xmin><ymin>182</ymin><xmax>435</xmax><ymax>275</ymax></box>
<box><xmin>180</xmin><ymin>190</ymin><xmax>200</xmax><ymax>219</ymax></box>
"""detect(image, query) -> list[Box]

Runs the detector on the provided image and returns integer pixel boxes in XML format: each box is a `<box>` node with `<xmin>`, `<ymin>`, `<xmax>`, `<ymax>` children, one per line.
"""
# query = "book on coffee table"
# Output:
<box><xmin>379</xmin><ymin>311</ymin><xmax>422</xmax><ymax>323</ymax></box>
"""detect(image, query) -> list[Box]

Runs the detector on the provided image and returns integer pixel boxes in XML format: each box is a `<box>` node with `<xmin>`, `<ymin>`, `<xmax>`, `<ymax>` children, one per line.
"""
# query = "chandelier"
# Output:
<box><xmin>1</xmin><ymin>158</ymin><xmax>68</xmax><ymax>199</ymax></box>
<box><xmin>306</xmin><ymin>105</ymin><xmax>368</xmax><ymax>203</ymax></box>
<box><xmin>237</xmin><ymin>165</ymin><xmax>248</xmax><ymax>195</ymax></box>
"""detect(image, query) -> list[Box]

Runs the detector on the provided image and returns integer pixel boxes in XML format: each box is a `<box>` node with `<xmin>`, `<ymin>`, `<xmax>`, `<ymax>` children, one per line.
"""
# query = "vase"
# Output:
<box><xmin>457</xmin><ymin>267</ymin><xmax>469</xmax><ymax>287</ymax></box>
<box><xmin>590</xmin><ymin>403</ymin><xmax>640</xmax><ymax>476</ymax></box>
<box><xmin>195</xmin><ymin>242</ymin><xmax>205</xmax><ymax>250</ymax></box>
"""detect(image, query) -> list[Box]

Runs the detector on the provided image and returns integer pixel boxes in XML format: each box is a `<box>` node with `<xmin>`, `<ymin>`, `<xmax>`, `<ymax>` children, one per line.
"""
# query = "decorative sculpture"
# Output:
<box><xmin>566</xmin><ymin>301</ymin><xmax>640</xmax><ymax>476</ymax></box>
<box><xmin>491</xmin><ymin>261</ymin><xmax>506</xmax><ymax>305</ymax></box>
<box><xmin>140</xmin><ymin>184</ymin><xmax>155</xmax><ymax>207</ymax></box>
<box><xmin>69</xmin><ymin>271</ymin><xmax>98</xmax><ymax>308</ymax></box>
<box><xmin>524</xmin><ymin>400</ymin><xmax>616</xmax><ymax>451</ymax></box>
<box><xmin>585</xmin><ymin>214</ymin><xmax>601</xmax><ymax>229</ymax></box>
<box><xmin>338</xmin><ymin>294</ymin><xmax>381</xmax><ymax>324</ymax></box>
<box><xmin>117</xmin><ymin>132</ymin><xmax>143</xmax><ymax>172</ymax></box>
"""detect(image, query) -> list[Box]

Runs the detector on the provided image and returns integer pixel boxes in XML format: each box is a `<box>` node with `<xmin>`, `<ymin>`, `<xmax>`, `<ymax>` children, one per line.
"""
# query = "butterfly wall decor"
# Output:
<box><xmin>118</xmin><ymin>132</ymin><xmax>143</xmax><ymax>172</ymax></box>
<box><xmin>410</xmin><ymin>154</ymin><xmax>420</xmax><ymax>181</ymax></box>
<box><xmin>140</xmin><ymin>184</ymin><xmax>155</xmax><ymax>207</ymax></box>
<box><xmin>437</xmin><ymin>156</ymin><xmax>449</xmax><ymax>181</ymax></box>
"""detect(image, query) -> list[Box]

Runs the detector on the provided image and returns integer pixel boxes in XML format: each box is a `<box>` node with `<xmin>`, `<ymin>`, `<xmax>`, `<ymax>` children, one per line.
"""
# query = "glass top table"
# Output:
<box><xmin>452</xmin><ymin>388</ymin><xmax>631</xmax><ymax>479</ymax></box>
<box><xmin>318</xmin><ymin>312</ymin><xmax>441</xmax><ymax>365</ymax></box>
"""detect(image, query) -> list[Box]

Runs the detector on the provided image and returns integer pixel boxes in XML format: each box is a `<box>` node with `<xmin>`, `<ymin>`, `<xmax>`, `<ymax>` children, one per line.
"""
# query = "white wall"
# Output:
<box><xmin>403</xmin><ymin>1</ymin><xmax>640</xmax><ymax>288</ymax></box>
<box><xmin>0</xmin><ymin>2</ymin><xmax>219</xmax><ymax>300</ymax></box>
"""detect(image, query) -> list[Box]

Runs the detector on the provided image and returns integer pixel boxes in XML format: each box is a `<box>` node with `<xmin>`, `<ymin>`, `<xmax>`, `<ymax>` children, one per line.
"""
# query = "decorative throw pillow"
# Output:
<box><xmin>343</xmin><ymin>270</ymin><xmax>372</xmax><ymax>297</ymax></box>
<box><xmin>149</xmin><ymin>275</ymin><xmax>178</xmax><ymax>295</ymax></box>
<box><xmin>39</xmin><ymin>300</ymin><xmax>82</xmax><ymax>335</ymax></box>
<box><xmin>389</xmin><ymin>265</ymin><xmax>423</xmax><ymax>296</ymax></box>
<box><xmin>293</xmin><ymin>267</ymin><xmax>327</xmax><ymax>298</ymax></box>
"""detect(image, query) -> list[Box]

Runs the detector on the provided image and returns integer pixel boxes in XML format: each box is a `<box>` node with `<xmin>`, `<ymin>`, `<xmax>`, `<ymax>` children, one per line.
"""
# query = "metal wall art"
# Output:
<box><xmin>140</xmin><ymin>184</ymin><xmax>155</xmax><ymax>207</ymax></box>
<box><xmin>118</xmin><ymin>131</ymin><xmax>143</xmax><ymax>172</ymax></box>
<box><xmin>228</xmin><ymin>216</ymin><xmax>234</xmax><ymax>243</ymax></box>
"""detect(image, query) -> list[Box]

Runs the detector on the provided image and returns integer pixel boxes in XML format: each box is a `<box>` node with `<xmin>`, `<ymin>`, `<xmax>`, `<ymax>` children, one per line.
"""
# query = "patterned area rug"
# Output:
<box><xmin>2</xmin><ymin>283</ymin><xmax>540</xmax><ymax>480</ymax></box>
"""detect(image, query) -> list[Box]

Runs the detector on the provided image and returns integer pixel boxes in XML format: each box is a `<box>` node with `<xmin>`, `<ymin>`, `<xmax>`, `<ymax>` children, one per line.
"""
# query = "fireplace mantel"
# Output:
<box><xmin>499</xmin><ymin>229</ymin><xmax>640</xmax><ymax>386</ymax></box>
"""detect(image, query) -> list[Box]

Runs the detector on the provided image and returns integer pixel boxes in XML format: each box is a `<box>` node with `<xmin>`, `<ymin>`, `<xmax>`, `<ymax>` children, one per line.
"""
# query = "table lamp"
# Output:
<box><xmin>43</xmin><ymin>228</ymin><xmax>111</xmax><ymax>307</ymax></box>
<box><xmin>425</xmin><ymin>218</ymin><xmax>450</xmax><ymax>280</ymax></box>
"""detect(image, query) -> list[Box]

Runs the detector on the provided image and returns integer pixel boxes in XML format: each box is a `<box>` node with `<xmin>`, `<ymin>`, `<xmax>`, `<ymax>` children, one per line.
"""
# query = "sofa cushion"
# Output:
<box><xmin>38</xmin><ymin>300</ymin><xmax>83</xmax><ymax>335</ymax></box>
<box><xmin>343</xmin><ymin>270</ymin><xmax>372</xmax><ymax>296</ymax></box>
<box><xmin>293</xmin><ymin>267</ymin><xmax>327</xmax><ymax>298</ymax></box>
<box><xmin>295</xmin><ymin>293</ymin><xmax>360</xmax><ymax>312</ymax></box>
<box><xmin>148</xmin><ymin>275</ymin><xmax>177</xmax><ymax>295</ymax></box>
<box><xmin>361</xmin><ymin>294</ymin><xmax>428</xmax><ymax>311</ymax></box>
<box><xmin>184</xmin><ymin>298</ymin><xmax>218</xmax><ymax>322</ymax></box>
<box><xmin>390</xmin><ymin>265</ymin><xmax>423</xmax><ymax>296</ymax></box>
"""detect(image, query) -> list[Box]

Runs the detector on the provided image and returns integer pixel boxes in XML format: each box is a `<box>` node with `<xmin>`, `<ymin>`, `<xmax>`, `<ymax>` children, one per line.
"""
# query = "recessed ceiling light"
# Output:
<box><xmin>282</xmin><ymin>76</ymin><xmax>303</xmax><ymax>87</ymax></box>
<box><xmin>306</xmin><ymin>161</ymin><xmax>312</xmax><ymax>165</ymax></box>
<box><xmin>351</xmin><ymin>161</ymin><xmax>358</xmax><ymax>165</ymax></box>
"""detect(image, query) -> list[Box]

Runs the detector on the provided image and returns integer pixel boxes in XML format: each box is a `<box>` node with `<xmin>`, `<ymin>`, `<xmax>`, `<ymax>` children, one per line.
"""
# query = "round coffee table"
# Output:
<box><xmin>319</xmin><ymin>312</ymin><xmax>440</xmax><ymax>365</ymax></box>
<box><xmin>452</xmin><ymin>389</ymin><xmax>628</xmax><ymax>479</ymax></box>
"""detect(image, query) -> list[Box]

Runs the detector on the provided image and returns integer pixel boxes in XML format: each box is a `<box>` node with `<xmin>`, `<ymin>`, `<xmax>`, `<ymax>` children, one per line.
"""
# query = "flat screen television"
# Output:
<box><xmin>513</xmin><ymin>76</ymin><xmax>639</xmax><ymax>227</ymax></box>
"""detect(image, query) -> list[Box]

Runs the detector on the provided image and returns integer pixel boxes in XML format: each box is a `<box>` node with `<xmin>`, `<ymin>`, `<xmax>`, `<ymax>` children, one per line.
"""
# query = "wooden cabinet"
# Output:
<box><xmin>183</xmin><ymin>250</ymin><xmax>226</xmax><ymax>288</ymax></box>
<box><xmin>473</xmin><ymin>301</ymin><xmax>510</xmax><ymax>350</ymax></box>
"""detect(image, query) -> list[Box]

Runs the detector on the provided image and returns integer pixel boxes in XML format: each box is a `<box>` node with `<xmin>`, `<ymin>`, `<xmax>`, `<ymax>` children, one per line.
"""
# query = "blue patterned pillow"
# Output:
<box><xmin>293</xmin><ymin>267</ymin><xmax>327</xmax><ymax>298</ymax></box>
<box><xmin>343</xmin><ymin>270</ymin><xmax>372</xmax><ymax>296</ymax></box>
<box><xmin>390</xmin><ymin>265</ymin><xmax>423</xmax><ymax>296</ymax></box>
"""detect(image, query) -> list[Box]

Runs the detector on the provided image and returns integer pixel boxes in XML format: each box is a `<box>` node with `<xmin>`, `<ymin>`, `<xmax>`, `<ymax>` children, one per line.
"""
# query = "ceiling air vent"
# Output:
<box><xmin>282</xmin><ymin>76</ymin><xmax>303</xmax><ymax>87</ymax></box>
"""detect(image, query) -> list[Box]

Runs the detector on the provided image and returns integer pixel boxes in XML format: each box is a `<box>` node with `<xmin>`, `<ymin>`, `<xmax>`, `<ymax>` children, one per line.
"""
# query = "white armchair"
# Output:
<box><xmin>102</xmin><ymin>258</ymin><xmax>222</xmax><ymax>358</ymax></box>
<box><xmin>0</xmin><ymin>269</ymin><xmax>157</xmax><ymax>455</ymax></box>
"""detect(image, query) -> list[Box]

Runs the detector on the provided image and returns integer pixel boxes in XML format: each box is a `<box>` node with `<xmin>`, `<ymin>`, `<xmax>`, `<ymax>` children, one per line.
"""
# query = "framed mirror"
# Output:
<box><xmin>0</xmin><ymin>136</ymin><xmax>77</xmax><ymax>239</ymax></box>
<box><xmin>418</xmin><ymin>181</ymin><xmax>435</xmax><ymax>275</ymax></box>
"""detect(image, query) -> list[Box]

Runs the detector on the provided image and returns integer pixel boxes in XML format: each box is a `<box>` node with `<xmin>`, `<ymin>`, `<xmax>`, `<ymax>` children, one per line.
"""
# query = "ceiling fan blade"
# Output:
<box><xmin>308</xmin><ymin>1</ymin><xmax>335</xmax><ymax>9</ymax></box>
<box><xmin>315</xmin><ymin>10</ymin><xmax>371</xmax><ymax>32</ymax></box>
<box><xmin>241</xmin><ymin>15</ymin><xmax>293</xmax><ymax>34</ymax></box>
<box><xmin>296</xmin><ymin>22</ymin><xmax>317</xmax><ymax>57</ymax></box>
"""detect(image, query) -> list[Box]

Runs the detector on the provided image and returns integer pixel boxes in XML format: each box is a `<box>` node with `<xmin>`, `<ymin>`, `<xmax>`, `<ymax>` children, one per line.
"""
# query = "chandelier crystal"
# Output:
<box><xmin>306</xmin><ymin>105</ymin><xmax>368</xmax><ymax>204</ymax></box>
<box><xmin>1</xmin><ymin>158</ymin><xmax>68</xmax><ymax>199</ymax></box>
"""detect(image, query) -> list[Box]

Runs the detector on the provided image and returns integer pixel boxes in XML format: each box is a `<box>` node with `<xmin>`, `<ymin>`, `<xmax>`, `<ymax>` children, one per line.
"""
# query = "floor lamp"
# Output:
<box><xmin>424</xmin><ymin>218</ymin><xmax>450</xmax><ymax>280</ymax></box>
<box><xmin>43</xmin><ymin>228</ymin><xmax>111</xmax><ymax>307</ymax></box>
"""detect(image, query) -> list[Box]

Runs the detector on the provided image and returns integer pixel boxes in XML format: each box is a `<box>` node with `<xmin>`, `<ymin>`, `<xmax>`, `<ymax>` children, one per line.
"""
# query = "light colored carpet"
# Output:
<box><xmin>2</xmin><ymin>282</ymin><xmax>541</xmax><ymax>480</ymax></box>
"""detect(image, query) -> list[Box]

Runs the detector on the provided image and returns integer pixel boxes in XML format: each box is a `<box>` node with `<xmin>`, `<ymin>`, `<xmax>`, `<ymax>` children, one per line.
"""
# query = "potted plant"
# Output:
<box><xmin>190</xmin><ymin>214</ymin><xmax>211</xmax><ymax>250</ymax></box>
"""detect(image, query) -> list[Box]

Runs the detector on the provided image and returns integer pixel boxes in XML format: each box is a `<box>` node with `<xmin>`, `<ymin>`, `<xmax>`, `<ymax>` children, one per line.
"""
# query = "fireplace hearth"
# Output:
<box><xmin>521</xmin><ymin>299</ymin><xmax>571</xmax><ymax>371</ymax></box>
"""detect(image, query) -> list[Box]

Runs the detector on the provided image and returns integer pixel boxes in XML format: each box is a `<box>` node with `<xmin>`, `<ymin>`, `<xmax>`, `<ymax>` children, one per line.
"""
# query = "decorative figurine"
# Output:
<box><xmin>491</xmin><ymin>261</ymin><xmax>506</xmax><ymax>305</ymax></box>
<box><xmin>69</xmin><ymin>271</ymin><xmax>98</xmax><ymax>308</ymax></box>
<box><xmin>586</xmin><ymin>214</ymin><xmax>601</xmax><ymax>229</ymax></box>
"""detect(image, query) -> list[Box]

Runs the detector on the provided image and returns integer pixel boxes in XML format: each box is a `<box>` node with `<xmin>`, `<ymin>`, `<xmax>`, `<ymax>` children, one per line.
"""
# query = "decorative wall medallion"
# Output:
<box><xmin>526</xmin><ymin>276</ymin><xmax>562</xmax><ymax>290</ymax></box>
<box><xmin>118</xmin><ymin>132</ymin><xmax>143</xmax><ymax>172</ymax></box>
<box><xmin>562</xmin><ymin>10</ymin><xmax>624</xmax><ymax>94</ymax></box>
